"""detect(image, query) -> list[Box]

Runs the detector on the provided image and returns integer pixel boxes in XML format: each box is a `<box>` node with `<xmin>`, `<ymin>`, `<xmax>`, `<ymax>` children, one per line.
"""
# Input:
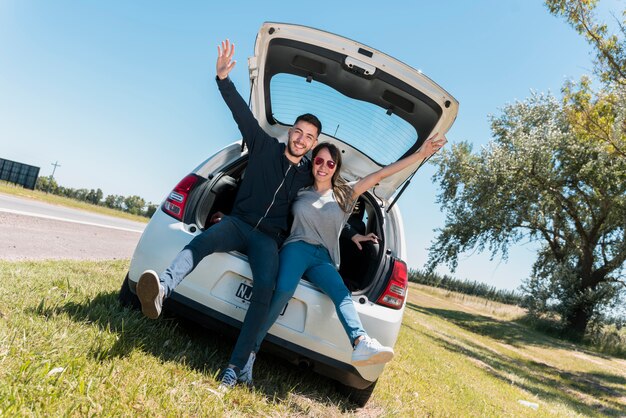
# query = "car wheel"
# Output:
<box><xmin>118</xmin><ymin>273</ymin><xmax>141</xmax><ymax>310</ymax></box>
<box><xmin>337</xmin><ymin>379</ymin><xmax>377</xmax><ymax>407</ymax></box>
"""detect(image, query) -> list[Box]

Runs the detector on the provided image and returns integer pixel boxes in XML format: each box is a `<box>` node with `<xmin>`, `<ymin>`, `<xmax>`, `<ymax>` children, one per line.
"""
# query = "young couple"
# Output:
<box><xmin>135</xmin><ymin>39</ymin><xmax>447</xmax><ymax>390</ymax></box>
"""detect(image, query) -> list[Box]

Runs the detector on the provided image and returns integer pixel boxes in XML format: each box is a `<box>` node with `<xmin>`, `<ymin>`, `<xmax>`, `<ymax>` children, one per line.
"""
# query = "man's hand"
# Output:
<box><xmin>351</xmin><ymin>233</ymin><xmax>378</xmax><ymax>250</ymax></box>
<box><xmin>210</xmin><ymin>211</ymin><xmax>225</xmax><ymax>224</ymax></box>
<box><xmin>217</xmin><ymin>39</ymin><xmax>236</xmax><ymax>80</ymax></box>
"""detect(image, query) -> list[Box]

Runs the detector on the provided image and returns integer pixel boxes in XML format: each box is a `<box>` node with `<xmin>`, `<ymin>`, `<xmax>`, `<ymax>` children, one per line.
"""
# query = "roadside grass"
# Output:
<box><xmin>0</xmin><ymin>181</ymin><xmax>149</xmax><ymax>223</ymax></box>
<box><xmin>410</xmin><ymin>283</ymin><xmax>527</xmax><ymax>321</ymax></box>
<box><xmin>413</xmin><ymin>283</ymin><xmax>626</xmax><ymax>359</ymax></box>
<box><xmin>1</xmin><ymin>260</ymin><xmax>625</xmax><ymax>416</ymax></box>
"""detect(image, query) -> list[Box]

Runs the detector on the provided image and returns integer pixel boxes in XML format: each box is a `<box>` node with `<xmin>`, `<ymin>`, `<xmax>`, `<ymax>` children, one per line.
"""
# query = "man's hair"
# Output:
<box><xmin>295</xmin><ymin>113</ymin><xmax>322</xmax><ymax>137</ymax></box>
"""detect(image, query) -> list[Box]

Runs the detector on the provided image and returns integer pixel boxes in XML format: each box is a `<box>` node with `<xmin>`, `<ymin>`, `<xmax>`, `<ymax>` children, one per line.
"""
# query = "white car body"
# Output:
<box><xmin>121</xmin><ymin>22</ymin><xmax>458</xmax><ymax>405</ymax></box>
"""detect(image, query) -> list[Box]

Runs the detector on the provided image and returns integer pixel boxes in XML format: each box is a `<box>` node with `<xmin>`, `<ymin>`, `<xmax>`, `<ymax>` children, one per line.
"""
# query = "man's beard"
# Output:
<box><xmin>287</xmin><ymin>141</ymin><xmax>308</xmax><ymax>158</ymax></box>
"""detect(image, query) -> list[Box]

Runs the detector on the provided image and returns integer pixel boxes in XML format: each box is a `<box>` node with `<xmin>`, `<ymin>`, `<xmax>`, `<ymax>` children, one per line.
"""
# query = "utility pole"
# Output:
<box><xmin>51</xmin><ymin>161</ymin><xmax>61</xmax><ymax>179</ymax></box>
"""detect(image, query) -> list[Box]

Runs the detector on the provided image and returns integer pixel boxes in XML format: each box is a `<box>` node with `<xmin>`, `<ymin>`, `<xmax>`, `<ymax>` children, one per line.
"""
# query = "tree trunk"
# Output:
<box><xmin>565</xmin><ymin>304</ymin><xmax>591</xmax><ymax>338</ymax></box>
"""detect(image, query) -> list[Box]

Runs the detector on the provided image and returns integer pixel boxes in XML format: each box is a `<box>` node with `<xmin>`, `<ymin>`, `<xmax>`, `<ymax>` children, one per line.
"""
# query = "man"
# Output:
<box><xmin>136</xmin><ymin>39</ymin><xmax>319</xmax><ymax>389</ymax></box>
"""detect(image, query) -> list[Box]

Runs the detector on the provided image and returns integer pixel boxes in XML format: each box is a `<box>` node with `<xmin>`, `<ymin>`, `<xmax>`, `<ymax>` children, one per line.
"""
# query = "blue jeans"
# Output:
<box><xmin>253</xmin><ymin>240</ymin><xmax>366</xmax><ymax>352</ymax></box>
<box><xmin>160</xmin><ymin>215</ymin><xmax>279</xmax><ymax>370</ymax></box>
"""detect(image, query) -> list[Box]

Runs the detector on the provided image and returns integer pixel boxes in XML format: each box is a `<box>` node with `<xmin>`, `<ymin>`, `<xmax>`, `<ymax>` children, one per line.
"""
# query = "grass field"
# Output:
<box><xmin>0</xmin><ymin>182</ymin><xmax>149</xmax><ymax>223</ymax></box>
<box><xmin>1</xmin><ymin>260</ymin><xmax>625</xmax><ymax>417</ymax></box>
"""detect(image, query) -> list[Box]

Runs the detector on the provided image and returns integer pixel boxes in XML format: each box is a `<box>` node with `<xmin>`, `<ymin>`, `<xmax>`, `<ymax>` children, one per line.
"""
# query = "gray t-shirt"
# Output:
<box><xmin>283</xmin><ymin>185</ymin><xmax>355</xmax><ymax>268</ymax></box>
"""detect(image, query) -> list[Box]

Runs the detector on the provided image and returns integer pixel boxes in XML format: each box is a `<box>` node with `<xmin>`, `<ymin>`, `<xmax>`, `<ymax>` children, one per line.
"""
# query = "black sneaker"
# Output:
<box><xmin>218</xmin><ymin>367</ymin><xmax>238</xmax><ymax>392</ymax></box>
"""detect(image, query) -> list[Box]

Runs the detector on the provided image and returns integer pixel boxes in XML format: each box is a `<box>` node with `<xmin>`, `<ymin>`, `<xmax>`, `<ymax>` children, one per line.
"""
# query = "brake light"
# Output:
<box><xmin>376</xmin><ymin>259</ymin><xmax>408</xmax><ymax>309</ymax></box>
<box><xmin>162</xmin><ymin>174</ymin><xmax>200</xmax><ymax>221</ymax></box>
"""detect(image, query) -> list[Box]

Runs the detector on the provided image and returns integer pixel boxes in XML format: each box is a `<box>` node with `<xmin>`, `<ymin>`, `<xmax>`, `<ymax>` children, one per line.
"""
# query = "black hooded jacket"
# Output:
<box><xmin>216</xmin><ymin>76</ymin><xmax>313</xmax><ymax>240</ymax></box>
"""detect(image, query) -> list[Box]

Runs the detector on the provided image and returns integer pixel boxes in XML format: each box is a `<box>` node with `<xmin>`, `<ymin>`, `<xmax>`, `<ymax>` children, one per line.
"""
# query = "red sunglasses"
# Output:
<box><xmin>313</xmin><ymin>156</ymin><xmax>336</xmax><ymax>169</ymax></box>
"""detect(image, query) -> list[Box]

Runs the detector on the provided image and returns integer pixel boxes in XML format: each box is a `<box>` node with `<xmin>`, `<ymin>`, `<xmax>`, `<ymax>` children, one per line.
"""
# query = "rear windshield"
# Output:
<box><xmin>270</xmin><ymin>73</ymin><xmax>417</xmax><ymax>165</ymax></box>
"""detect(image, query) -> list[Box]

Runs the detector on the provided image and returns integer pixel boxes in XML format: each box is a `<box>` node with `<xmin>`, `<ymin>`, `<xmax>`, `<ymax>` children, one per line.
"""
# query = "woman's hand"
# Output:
<box><xmin>418</xmin><ymin>133</ymin><xmax>447</xmax><ymax>159</ymax></box>
<box><xmin>351</xmin><ymin>132</ymin><xmax>447</xmax><ymax>200</ymax></box>
<box><xmin>351</xmin><ymin>233</ymin><xmax>378</xmax><ymax>250</ymax></box>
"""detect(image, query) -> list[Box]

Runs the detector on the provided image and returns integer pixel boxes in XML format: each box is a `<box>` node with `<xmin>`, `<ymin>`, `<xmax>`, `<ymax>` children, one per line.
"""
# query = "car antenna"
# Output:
<box><xmin>386</xmin><ymin>154</ymin><xmax>433</xmax><ymax>213</ymax></box>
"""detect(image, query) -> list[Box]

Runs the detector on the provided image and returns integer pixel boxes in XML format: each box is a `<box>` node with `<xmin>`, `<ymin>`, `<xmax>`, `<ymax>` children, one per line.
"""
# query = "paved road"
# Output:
<box><xmin>0</xmin><ymin>193</ymin><xmax>147</xmax><ymax>261</ymax></box>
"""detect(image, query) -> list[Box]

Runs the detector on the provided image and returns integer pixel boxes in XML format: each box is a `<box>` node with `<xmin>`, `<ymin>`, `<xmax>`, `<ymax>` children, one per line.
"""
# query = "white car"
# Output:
<box><xmin>119</xmin><ymin>22</ymin><xmax>458</xmax><ymax>406</ymax></box>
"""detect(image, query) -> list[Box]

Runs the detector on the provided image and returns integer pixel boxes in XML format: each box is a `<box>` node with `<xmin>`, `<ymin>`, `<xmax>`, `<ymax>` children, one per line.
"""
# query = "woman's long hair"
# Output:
<box><xmin>312</xmin><ymin>142</ymin><xmax>353</xmax><ymax>213</ymax></box>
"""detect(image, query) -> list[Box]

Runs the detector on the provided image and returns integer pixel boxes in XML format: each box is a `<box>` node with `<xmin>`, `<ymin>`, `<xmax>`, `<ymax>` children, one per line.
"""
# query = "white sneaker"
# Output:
<box><xmin>238</xmin><ymin>352</ymin><xmax>256</xmax><ymax>386</ymax></box>
<box><xmin>136</xmin><ymin>270</ymin><xmax>165</xmax><ymax>319</ymax></box>
<box><xmin>351</xmin><ymin>336</ymin><xmax>394</xmax><ymax>366</ymax></box>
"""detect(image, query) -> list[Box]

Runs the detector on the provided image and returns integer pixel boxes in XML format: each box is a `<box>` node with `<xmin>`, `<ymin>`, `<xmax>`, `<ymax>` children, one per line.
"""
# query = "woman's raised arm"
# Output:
<box><xmin>351</xmin><ymin>133</ymin><xmax>447</xmax><ymax>199</ymax></box>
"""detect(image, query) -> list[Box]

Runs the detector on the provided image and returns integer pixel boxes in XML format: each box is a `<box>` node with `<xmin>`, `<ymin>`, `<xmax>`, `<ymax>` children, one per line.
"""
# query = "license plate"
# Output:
<box><xmin>235</xmin><ymin>282</ymin><xmax>287</xmax><ymax>316</ymax></box>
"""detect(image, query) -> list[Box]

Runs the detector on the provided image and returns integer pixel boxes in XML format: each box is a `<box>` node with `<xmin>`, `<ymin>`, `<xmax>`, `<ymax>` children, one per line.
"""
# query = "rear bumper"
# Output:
<box><xmin>166</xmin><ymin>292</ymin><xmax>376</xmax><ymax>389</ymax></box>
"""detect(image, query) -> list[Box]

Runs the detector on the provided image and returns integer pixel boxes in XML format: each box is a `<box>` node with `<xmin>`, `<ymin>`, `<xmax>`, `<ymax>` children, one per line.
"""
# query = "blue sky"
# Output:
<box><xmin>0</xmin><ymin>1</ymin><xmax>615</xmax><ymax>291</ymax></box>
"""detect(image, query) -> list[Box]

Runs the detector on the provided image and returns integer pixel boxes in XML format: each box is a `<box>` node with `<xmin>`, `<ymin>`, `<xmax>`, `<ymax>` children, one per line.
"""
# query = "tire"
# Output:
<box><xmin>118</xmin><ymin>273</ymin><xmax>141</xmax><ymax>310</ymax></box>
<box><xmin>337</xmin><ymin>379</ymin><xmax>377</xmax><ymax>407</ymax></box>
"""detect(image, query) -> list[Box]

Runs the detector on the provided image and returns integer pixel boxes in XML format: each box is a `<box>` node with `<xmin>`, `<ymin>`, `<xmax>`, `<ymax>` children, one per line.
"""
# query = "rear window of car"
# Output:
<box><xmin>270</xmin><ymin>73</ymin><xmax>417</xmax><ymax>165</ymax></box>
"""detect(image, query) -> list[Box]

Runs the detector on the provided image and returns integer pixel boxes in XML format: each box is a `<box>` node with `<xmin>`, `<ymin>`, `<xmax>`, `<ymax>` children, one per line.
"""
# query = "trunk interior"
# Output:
<box><xmin>190</xmin><ymin>158</ymin><xmax>386</xmax><ymax>294</ymax></box>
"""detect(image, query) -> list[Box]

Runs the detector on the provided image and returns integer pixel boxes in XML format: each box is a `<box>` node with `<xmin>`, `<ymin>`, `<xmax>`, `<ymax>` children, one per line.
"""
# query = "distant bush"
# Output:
<box><xmin>515</xmin><ymin>312</ymin><xmax>626</xmax><ymax>358</ymax></box>
<box><xmin>409</xmin><ymin>268</ymin><xmax>525</xmax><ymax>306</ymax></box>
<box><xmin>35</xmin><ymin>176</ymin><xmax>156</xmax><ymax>218</ymax></box>
<box><xmin>586</xmin><ymin>323</ymin><xmax>626</xmax><ymax>358</ymax></box>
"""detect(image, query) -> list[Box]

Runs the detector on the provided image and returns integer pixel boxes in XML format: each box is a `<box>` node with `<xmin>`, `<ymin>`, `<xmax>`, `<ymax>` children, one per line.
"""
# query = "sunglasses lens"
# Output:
<box><xmin>313</xmin><ymin>157</ymin><xmax>336</xmax><ymax>169</ymax></box>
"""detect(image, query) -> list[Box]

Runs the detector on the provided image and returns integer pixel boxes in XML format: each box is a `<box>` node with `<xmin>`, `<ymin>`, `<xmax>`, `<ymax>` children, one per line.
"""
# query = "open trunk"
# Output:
<box><xmin>187</xmin><ymin>156</ymin><xmax>388</xmax><ymax>295</ymax></box>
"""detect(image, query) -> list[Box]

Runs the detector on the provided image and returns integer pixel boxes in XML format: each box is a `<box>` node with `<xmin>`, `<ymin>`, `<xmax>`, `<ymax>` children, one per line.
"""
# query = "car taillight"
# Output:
<box><xmin>376</xmin><ymin>259</ymin><xmax>408</xmax><ymax>309</ymax></box>
<box><xmin>162</xmin><ymin>174</ymin><xmax>201</xmax><ymax>221</ymax></box>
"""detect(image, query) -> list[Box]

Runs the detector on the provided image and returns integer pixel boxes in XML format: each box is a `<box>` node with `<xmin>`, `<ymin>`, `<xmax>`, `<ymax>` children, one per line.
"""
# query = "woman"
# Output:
<box><xmin>220</xmin><ymin>134</ymin><xmax>446</xmax><ymax>388</ymax></box>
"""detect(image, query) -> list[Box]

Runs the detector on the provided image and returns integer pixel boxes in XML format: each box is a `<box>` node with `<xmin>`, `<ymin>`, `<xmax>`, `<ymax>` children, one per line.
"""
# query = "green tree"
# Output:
<box><xmin>104</xmin><ymin>194</ymin><xmax>125</xmax><ymax>210</ymax></box>
<box><xmin>546</xmin><ymin>0</ymin><xmax>626</xmax><ymax>86</ymax></box>
<box><xmin>58</xmin><ymin>186</ymin><xmax>75</xmax><ymax>199</ymax></box>
<box><xmin>428</xmin><ymin>93</ymin><xmax>626</xmax><ymax>337</ymax></box>
<box><xmin>561</xmin><ymin>78</ymin><xmax>626</xmax><ymax>157</ymax></box>
<box><xmin>86</xmin><ymin>188</ymin><xmax>103</xmax><ymax>205</ymax></box>
<box><xmin>35</xmin><ymin>176</ymin><xmax>58</xmax><ymax>194</ymax></box>
<box><xmin>124</xmin><ymin>195</ymin><xmax>145</xmax><ymax>215</ymax></box>
<box><xmin>547</xmin><ymin>0</ymin><xmax>626</xmax><ymax>158</ymax></box>
<box><xmin>144</xmin><ymin>203</ymin><xmax>158</xmax><ymax>218</ymax></box>
<box><xmin>75</xmin><ymin>188</ymin><xmax>89</xmax><ymax>202</ymax></box>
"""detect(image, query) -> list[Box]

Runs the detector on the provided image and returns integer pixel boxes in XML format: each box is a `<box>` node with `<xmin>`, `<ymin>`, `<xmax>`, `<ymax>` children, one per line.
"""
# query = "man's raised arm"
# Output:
<box><xmin>215</xmin><ymin>39</ymin><xmax>266</xmax><ymax>152</ymax></box>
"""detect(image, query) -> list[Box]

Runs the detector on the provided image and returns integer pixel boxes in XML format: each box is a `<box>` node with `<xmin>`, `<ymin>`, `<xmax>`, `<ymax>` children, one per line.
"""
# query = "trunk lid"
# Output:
<box><xmin>248</xmin><ymin>22</ymin><xmax>458</xmax><ymax>199</ymax></box>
